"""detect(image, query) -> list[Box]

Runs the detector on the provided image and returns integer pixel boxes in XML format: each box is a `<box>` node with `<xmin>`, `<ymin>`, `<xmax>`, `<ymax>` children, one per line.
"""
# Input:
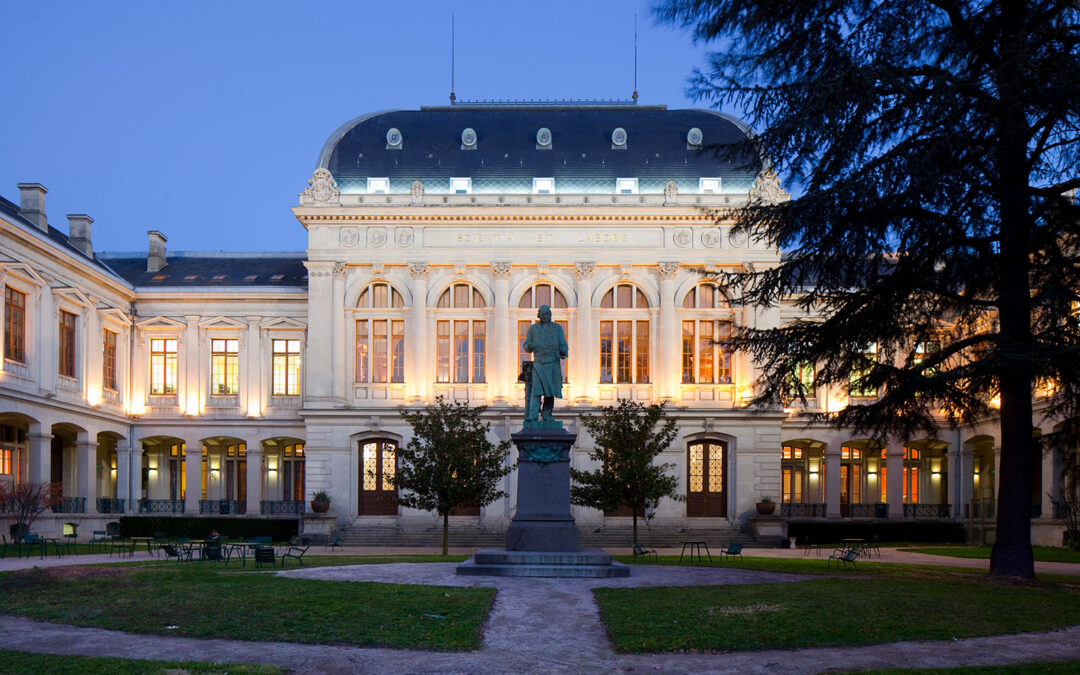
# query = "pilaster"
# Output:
<box><xmin>303</xmin><ymin>261</ymin><xmax>335</xmax><ymax>401</ymax></box>
<box><xmin>116</xmin><ymin>444</ymin><xmax>132</xmax><ymax>512</ymax></box>
<box><xmin>76</xmin><ymin>439</ymin><xmax>97</xmax><ymax>505</ymax></box>
<box><xmin>491</xmin><ymin>262</ymin><xmax>512</xmax><ymax>404</ymax></box>
<box><xmin>573</xmin><ymin>262</ymin><xmax>594</xmax><ymax>404</ymax></box>
<box><xmin>27</xmin><ymin>432</ymin><xmax>52</xmax><ymax>484</ymax></box>
<box><xmin>824</xmin><ymin>441</ymin><xmax>841</xmax><ymax>517</ymax></box>
<box><xmin>183</xmin><ymin>315</ymin><xmax>201</xmax><ymax>415</ymax></box>
<box><xmin>886</xmin><ymin>441</ymin><xmax>904</xmax><ymax>517</ymax></box>
<box><xmin>331</xmin><ymin>262</ymin><xmax>347</xmax><ymax>402</ymax></box>
<box><xmin>408</xmin><ymin>263</ymin><xmax>429</xmax><ymax>403</ymax></box>
<box><xmin>243</xmin><ymin>316</ymin><xmax>262</xmax><ymax>416</ymax></box>
<box><xmin>184</xmin><ymin>441</ymin><xmax>202</xmax><ymax>513</ymax></box>
<box><xmin>246</xmin><ymin>445</ymin><xmax>263</xmax><ymax>515</ymax></box>
<box><xmin>657</xmin><ymin>263</ymin><xmax>678</xmax><ymax>402</ymax></box>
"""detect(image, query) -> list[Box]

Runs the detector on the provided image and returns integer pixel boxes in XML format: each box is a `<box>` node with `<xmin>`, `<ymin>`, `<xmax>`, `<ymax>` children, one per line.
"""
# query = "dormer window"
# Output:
<box><xmin>532</xmin><ymin>178</ymin><xmax>555</xmax><ymax>194</ymax></box>
<box><xmin>367</xmin><ymin>177</ymin><xmax>390</xmax><ymax>194</ymax></box>
<box><xmin>450</xmin><ymin>177</ymin><xmax>472</xmax><ymax>195</ymax></box>
<box><xmin>616</xmin><ymin>178</ymin><xmax>639</xmax><ymax>195</ymax></box>
<box><xmin>699</xmin><ymin>178</ymin><xmax>721</xmax><ymax>194</ymax></box>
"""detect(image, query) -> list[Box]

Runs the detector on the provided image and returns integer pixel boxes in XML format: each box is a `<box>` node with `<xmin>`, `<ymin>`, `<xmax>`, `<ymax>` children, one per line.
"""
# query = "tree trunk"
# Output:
<box><xmin>442</xmin><ymin>511</ymin><xmax>449</xmax><ymax>556</ymax></box>
<box><xmin>632</xmin><ymin>512</ymin><xmax>638</xmax><ymax>544</ymax></box>
<box><xmin>989</xmin><ymin>0</ymin><xmax>1035</xmax><ymax>579</ymax></box>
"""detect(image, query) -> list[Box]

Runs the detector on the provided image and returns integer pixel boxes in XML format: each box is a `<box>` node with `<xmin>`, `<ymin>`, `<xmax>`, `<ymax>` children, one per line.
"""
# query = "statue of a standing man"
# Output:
<box><xmin>523</xmin><ymin>304</ymin><xmax>568</xmax><ymax>422</ymax></box>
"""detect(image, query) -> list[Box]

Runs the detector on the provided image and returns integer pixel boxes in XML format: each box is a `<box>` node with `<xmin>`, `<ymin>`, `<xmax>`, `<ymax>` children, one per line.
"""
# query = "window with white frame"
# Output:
<box><xmin>680</xmin><ymin>282</ymin><xmax>733</xmax><ymax>384</ymax></box>
<box><xmin>150</xmin><ymin>338</ymin><xmax>178</xmax><ymax>395</ymax></box>
<box><xmin>699</xmin><ymin>177</ymin><xmax>721</xmax><ymax>194</ymax></box>
<box><xmin>272</xmin><ymin>339</ymin><xmax>301</xmax><ymax>396</ymax></box>
<box><xmin>615</xmin><ymin>177</ymin><xmax>638</xmax><ymax>195</ymax></box>
<box><xmin>103</xmin><ymin>329</ymin><xmax>118</xmax><ymax>391</ymax></box>
<box><xmin>435</xmin><ymin>282</ymin><xmax>486</xmax><ymax>383</ymax></box>
<box><xmin>4</xmin><ymin>287</ymin><xmax>26</xmax><ymax>363</ymax></box>
<box><xmin>450</xmin><ymin>177</ymin><xmax>472</xmax><ymax>194</ymax></box>
<box><xmin>532</xmin><ymin>177</ymin><xmax>555</xmax><ymax>194</ymax></box>
<box><xmin>58</xmin><ymin>310</ymin><xmax>76</xmax><ymax>378</ymax></box>
<box><xmin>598</xmin><ymin>283</ymin><xmax>650</xmax><ymax>384</ymax></box>
<box><xmin>367</xmin><ymin>177</ymin><xmax>389</xmax><ymax>194</ymax></box>
<box><xmin>211</xmin><ymin>338</ymin><xmax>240</xmax><ymax>395</ymax></box>
<box><xmin>355</xmin><ymin>281</ymin><xmax>406</xmax><ymax>384</ymax></box>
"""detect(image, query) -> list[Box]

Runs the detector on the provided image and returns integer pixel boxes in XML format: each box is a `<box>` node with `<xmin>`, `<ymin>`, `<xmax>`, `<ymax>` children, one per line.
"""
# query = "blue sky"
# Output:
<box><xmin>0</xmin><ymin>0</ymin><xmax>726</xmax><ymax>253</ymax></box>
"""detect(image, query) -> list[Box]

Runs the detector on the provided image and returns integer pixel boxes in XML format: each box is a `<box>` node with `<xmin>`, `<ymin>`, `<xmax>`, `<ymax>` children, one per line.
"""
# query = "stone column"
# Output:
<box><xmin>824</xmin><ymin>442</ymin><xmax>842</xmax><ymax>517</ymax></box>
<box><xmin>303</xmin><ymin>261</ymin><xmax>335</xmax><ymax>401</ymax></box>
<box><xmin>886</xmin><ymin>441</ymin><xmax>905</xmax><ymax>517</ymax></box>
<box><xmin>958</xmin><ymin>447</ymin><xmax>974</xmax><ymax>517</ymax></box>
<box><xmin>27</xmin><ymin>432</ymin><xmax>52</xmax><ymax>485</ymax></box>
<box><xmin>242</xmin><ymin>316</ymin><xmax>262</xmax><ymax>417</ymax></box>
<box><xmin>116</xmin><ymin>442</ymin><xmax>132</xmax><ymax>513</ymax></box>
<box><xmin>657</xmin><ymin>263</ymin><xmax>679</xmax><ymax>402</ymax></box>
<box><xmin>183</xmin><ymin>315</ymin><xmax>201</xmax><ymax>415</ymax></box>
<box><xmin>184</xmin><ymin>440</ymin><xmax>202</xmax><ymax>514</ymax></box>
<box><xmin>76</xmin><ymin>439</ymin><xmax>97</xmax><ymax>510</ymax></box>
<box><xmin>408</xmin><ymin>263</ymin><xmax>429</xmax><ymax>404</ymax></box>
<box><xmin>1041</xmin><ymin>447</ymin><xmax>1055</xmax><ymax>519</ymax></box>
<box><xmin>245</xmin><ymin>444</ymin><xmax>263</xmax><ymax>516</ymax></box>
<box><xmin>491</xmin><ymin>262</ymin><xmax>512</xmax><ymax>405</ymax></box>
<box><xmin>331</xmin><ymin>262</ymin><xmax>347</xmax><ymax>403</ymax></box>
<box><xmin>573</xmin><ymin>262</ymin><xmax>594</xmax><ymax>404</ymax></box>
<box><xmin>39</xmin><ymin>281</ymin><xmax>56</xmax><ymax>391</ymax></box>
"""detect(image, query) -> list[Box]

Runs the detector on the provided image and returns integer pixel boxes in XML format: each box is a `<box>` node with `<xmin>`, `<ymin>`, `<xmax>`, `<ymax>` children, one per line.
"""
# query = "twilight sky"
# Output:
<box><xmin>0</xmin><ymin>0</ymin><xmax>729</xmax><ymax>254</ymax></box>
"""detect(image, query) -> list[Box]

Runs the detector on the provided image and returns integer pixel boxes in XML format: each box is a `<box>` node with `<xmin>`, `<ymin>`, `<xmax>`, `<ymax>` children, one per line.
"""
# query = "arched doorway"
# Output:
<box><xmin>686</xmin><ymin>439</ymin><xmax>726</xmax><ymax>517</ymax></box>
<box><xmin>359</xmin><ymin>439</ymin><xmax>398</xmax><ymax>515</ymax></box>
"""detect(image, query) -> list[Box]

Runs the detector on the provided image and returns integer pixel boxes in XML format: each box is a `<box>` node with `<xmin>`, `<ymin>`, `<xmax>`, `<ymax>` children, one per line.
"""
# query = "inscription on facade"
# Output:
<box><xmin>426</xmin><ymin>228</ymin><xmax>663</xmax><ymax>248</ymax></box>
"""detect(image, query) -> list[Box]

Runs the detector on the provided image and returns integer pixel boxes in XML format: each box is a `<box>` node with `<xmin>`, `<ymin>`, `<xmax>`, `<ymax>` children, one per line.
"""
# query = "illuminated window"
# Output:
<box><xmin>913</xmin><ymin>340</ymin><xmax>939</xmax><ymax>374</ymax></box>
<box><xmin>450</xmin><ymin>177</ymin><xmax>471</xmax><ymax>194</ymax></box>
<box><xmin>356</xmin><ymin>282</ymin><xmax>406</xmax><ymax>384</ymax></box>
<box><xmin>211</xmin><ymin>339</ymin><xmax>240</xmax><ymax>395</ymax></box>
<box><xmin>436</xmin><ymin>283</ymin><xmax>486</xmax><ymax>383</ymax></box>
<box><xmin>532</xmin><ymin>177</ymin><xmax>555</xmax><ymax>194</ymax></box>
<box><xmin>680</xmin><ymin>283</ymin><xmax>733</xmax><ymax>384</ymax></box>
<box><xmin>518</xmin><ymin>282</ymin><xmax>569</xmax><ymax>384</ymax></box>
<box><xmin>4</xmin><ymin>287</ymin><xmax>26</xmax><ymax>363</ymax></box>
<box><xmin>103</xmin><ymin>330</ymin><xmax>118</xmax><ymax>391</ymax></box>
<box><xmin>282</xmin><ymin>442</ymin><xmax>305</xmax><ymax>501</ymax></box>
<box><xmin>789</xmin><ymin>361</ymin><xmax>815</xmax><ymax>397</ymax></box>
<box><xmin>599</xmin><ymin>283</ymin><xmax>650</xmax><ymax>384</ymax></box>
<box><xmin>0</xmin><ymin>448</ymin><xmax>13</xmax><ymax>475</ymax></box>
<box><xmin>850</xmin><ymin>343</ymin><xmax>878</xmax><ymax>397</ymax></box>
<box><xmin>150</xmin><ymin>339</ymin><xmax>178</xmax><ymax>395</ymax></box>
<box><xmin>615</xmin><ymin>177</ymin><xmax>638</xmax><ymax>194</ymax></box>
<box><xmin>58</xmin><ymin>310</ymin><xmax>76</xmax><ymax>378</ymax></box>
<box><xmin>367</xmin><ymin>177</ymin><xmax>389</xmax><ymax>194</ymax></box>
<box><xmin>272</xmin><ymin>339</ymin><xmax>301</xmax><ymax>396</ymax></box>
<box><xmin>699</xmin><ymin>177</ymin><xmax>721</xmax><ymax>194</ymax></box>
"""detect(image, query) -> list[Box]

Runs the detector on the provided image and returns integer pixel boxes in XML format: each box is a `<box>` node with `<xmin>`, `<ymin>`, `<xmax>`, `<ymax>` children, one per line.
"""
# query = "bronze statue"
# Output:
<box><xmin>522</xmin><ymin>304</ymin><xmax>568</xmax><ymax>422</ymax></box>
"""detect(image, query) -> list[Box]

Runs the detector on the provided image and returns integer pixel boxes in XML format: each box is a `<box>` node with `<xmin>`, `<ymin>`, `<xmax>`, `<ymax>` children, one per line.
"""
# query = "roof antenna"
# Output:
<box><xmin>450</xmin><ymin>14</ymin><xmax>456</xmax><ymax>104</ymax></box>
<box><xmin>632</xmin><ymin>13</ymin><xmax>639</xmax><ymax>103</ymax></box>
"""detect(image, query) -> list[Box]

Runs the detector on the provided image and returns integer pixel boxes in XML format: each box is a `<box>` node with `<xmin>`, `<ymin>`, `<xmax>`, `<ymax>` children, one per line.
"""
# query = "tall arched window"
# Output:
<box><xmin>681</xmin><ymin>282</ymin><xmax>733</xmax><ymax>384</ymax></box>
<box><xmin>355</xmin><ymin>282</ymin><xmax>406</xmax><ymax>383</ymax></box>
<box><xmin>436</xmin><ymin>282</ymin><xmax>487</xmax><ymax>383</ymax></box>
<box><xmin>518</xmin><ymin>282</ymin><xmax>569</xmax><ymax>383</ymax></box>
<box><xmin>598</xmin><ymin>283</ymin><xmax>650</xmax><ymax>384</ymax></box>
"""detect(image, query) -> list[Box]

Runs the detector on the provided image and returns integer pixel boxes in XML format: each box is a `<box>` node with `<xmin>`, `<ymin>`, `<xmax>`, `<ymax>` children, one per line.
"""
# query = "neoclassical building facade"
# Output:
<box><xmin>0</xmin><ymin>104</ymin><xmax>1069</xmax><ymax>544</ymax></box>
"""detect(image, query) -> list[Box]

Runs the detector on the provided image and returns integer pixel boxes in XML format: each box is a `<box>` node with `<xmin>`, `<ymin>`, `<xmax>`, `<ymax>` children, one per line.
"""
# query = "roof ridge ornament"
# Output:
<box><xmin>749</xmin><ymin>167</ymin><xmax>790</xmax><ymax>205</ymax></box>
<box><xmin>304</xmin><ymin>169</ymin><xmax>340</xmax><ymax>205</ymax></box>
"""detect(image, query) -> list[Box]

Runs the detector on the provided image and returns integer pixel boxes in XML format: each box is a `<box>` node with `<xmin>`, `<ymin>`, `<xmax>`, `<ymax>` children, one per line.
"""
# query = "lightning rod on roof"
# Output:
<box><xmin>450</xmin><ymin>14</ymin><xmax>456</xmax><ymax>104</ymax></box>
<box><xmin>633</xmin><ymin>13</ymin><xmax>639</xmax><ymax>103</ymax></box>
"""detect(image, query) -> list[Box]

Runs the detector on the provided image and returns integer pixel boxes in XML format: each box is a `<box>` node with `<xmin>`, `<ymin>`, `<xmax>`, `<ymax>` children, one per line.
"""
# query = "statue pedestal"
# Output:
<box><xmin>504</xmin><ymin>421</ymin><xmax>580</xmax><ymax>552</ymax></box>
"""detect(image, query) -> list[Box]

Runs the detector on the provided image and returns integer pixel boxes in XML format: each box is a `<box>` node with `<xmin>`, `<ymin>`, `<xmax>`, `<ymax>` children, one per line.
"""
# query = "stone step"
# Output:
<box><xmin>329</xmin><ymin>525</ymin><xmax>753</xmax><ymax>549</ymax></box>
<box><xmin>456</xmin><ymin>548</ymin><xmax>630</xmax><ymax>578</ymax></box>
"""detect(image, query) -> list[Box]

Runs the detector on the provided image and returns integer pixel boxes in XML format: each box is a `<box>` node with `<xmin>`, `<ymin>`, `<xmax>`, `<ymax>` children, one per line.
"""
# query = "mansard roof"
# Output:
<box><xmin>317</xmin><ymin>106</ymin><xmax>760</xmax><ymax>196</ymax></box>
<box><xmin>98</xmin><ymin>252</ymin><xmax>308</xmax><ymax>288</ymax></box>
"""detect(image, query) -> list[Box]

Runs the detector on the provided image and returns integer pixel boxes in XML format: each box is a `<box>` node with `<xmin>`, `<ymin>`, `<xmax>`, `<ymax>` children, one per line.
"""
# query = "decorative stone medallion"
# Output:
<box><xmin>339</xmin><ymin>227</ymin><xmax>359</xmax><ymax>247</ymax></box>
<box><xmin>673</xmin><ymin>228</ymin><xmax>692</xmax><ymax>248</ymax></box>
<box><xmin>395</xmin><ymin>227</ymin><xmax>414</xmax><ymax>247</ymax></box>
<box><xmin>368</xmin><ymin>227</ymin><xmax>387</xmax><ymax>248</ymax></box>
<box><xmin>729</xmin><ymin>228</ymin><xmax>748</xmax><ymax>248</ymax></box>
<box><xmin>701</xmin><ymin>229</ymin><xmax>721</xmax><ymax>248</ymax></box>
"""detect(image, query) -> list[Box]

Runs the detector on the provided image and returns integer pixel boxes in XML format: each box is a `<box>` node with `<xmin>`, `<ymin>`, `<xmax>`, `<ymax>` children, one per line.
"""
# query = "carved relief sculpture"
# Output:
<box><xmin>573</xmin><ymin>262</ymin><xmax>595</xmax><ymax>280</ymax></box>
<box><xmin>664</xmin><ymin>180</ymin><xmax>678</xmax><ymax>205</ymax></box>
<box><xmin>411</xmin><ymin>180</ymin><xmax>424</xmax><ymax>205</ymax></box>
<box><xmin>339</xmin><ymin>227</ymin><xmax>359</xmax><ymax>247</ymax></box>
<box><xmin>395</xmin><ymin>227</ymin><xmax>414</xmax><ymax>247</ymax></box>
<box><xmin>657</xmin><ymin>262</ymin><xmax>679</xmax><ymax>281</ymax></box>
<box><xmin>491</xmin><ymin>262</ymin><xmax>512</xmax><ymax>279</ymax></box>
<box><xmin>749</xmin><ymin>166</ymin><xmax>791</xmax><ymax>205</ymax></box>
<box><xmin>304</xmin><ymin>168</ymin><xmax>340</xmax><ymax>203</ymax></box>
<box><xmin>368</xmin><ymin>227</ymin><xmax>387</xmax><ymax>248</ymax></box>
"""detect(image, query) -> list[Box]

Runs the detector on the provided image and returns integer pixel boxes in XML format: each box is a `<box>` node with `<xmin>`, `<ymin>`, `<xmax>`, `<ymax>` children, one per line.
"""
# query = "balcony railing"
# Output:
<box><xmin>138</xmin><ymin>499</ymin><xmax>185</xmax><ymax>514</ymax></box>
<box><xmin>199</xmin><ymin>499</ymin><xmax>245</xmax><ymax>515</ymax></box>
<box><xmin>96</xmin><ymin>498</ymin><xmax>125</xmax><ymax>514</ymax></box>
<box><xmin>781</xmin><ymin>503</ymin><xmax>827</xmax><ymax>517</ymax></box>
<box><xmin>969</xmin><ymin>498</ymin><xmax>996</xmax><ymax>519</ymax></box>
<box><xmin>260</xmin><ymin>500</ymin><xmax>305</xmax><ymax>515</ymax></box>
<box><xmin>50</xmin><ymin>497</ymin><xmax>86</xmax><ymax>513</ymax></box>
<box><xmin>904</xmin><ymin>503</ymin><xmax>951</xmax><ymax>519</ymax></box>
<box><xmin>848</xmin><ymin>503</ymin><xmax>889</xmax><ymax>518</ymax></box>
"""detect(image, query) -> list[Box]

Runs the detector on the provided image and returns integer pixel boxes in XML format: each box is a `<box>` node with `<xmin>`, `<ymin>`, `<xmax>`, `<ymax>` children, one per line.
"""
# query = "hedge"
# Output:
<box><xmin>117</xmin><ymin>516</ymin><xmax>299</xmax><ymax>542</ymax></box>
<box><xmin>787</xmin><ymin>519</ymin><xmax>966</xmax><ymax>544</ymax></box>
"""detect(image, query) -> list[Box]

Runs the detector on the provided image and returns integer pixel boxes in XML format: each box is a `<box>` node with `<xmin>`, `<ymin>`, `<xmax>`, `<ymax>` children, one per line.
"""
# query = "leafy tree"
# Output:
<box><xmin>658</xmin><ymin>0</ymin><xmax>1080</xmax><ymax>578</ymax></box>
<box><xmin>0</xmin><ymin>481</ymin><xmax>61</xmax><ymax>539</ymax></box>
<box><xmin>571</xmin><ymin>399</ymin><xmax>682</xmax><ymax>543</ymax></box>
<box><xmin>393</xmin><ymin>397</ymin><xmax>514</xmax><ymax>555</ymax></box>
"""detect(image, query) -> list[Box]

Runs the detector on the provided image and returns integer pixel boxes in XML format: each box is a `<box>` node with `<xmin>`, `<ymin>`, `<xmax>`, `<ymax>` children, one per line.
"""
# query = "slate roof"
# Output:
<box><xmin>98</xmin><ymin>252</ymin><xmax>308</xmax><ymax>288</ymax></box>
<box><xmin>318</xmin><ymin>106</ymin><xmax>760</xmax><ymax>196</ymax></box>
<box><xmin>0</xmin><ymin>195</ymin><xmax>121</xmax><ymax>278</ymax></box>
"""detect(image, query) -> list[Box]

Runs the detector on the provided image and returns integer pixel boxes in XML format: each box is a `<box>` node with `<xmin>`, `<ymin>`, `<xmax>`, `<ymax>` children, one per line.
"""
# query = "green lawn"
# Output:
<box><xmin>854</xmin><ymin>662</ymin><xmax>1080</xmax><ymax>674</ymax></box>
<box><xmin>0</xmin><ymin>563</ymin><xmax>492</xmax><ymax>651</ymax></box>
<box><xmin>0</xmin><ymin>650</ymin><xmax>285</xmax><ymax>675</ymax></box>
<box><xmin>899</xmin><ymin>546</ymin><xmax>1080</xmax><ymax>564</ymax></box>
<box><xmin>595</xmin><ymin>573</ymin><xmax>1080</xmax><ymax>653</ymax></box>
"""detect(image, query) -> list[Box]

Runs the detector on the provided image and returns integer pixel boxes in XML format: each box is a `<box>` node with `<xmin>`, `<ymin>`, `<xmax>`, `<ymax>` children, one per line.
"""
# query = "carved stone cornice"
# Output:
<box><xmin>573</xmin><ymin>262</ymin><xmax>595</xmax><ymax>281</ymax></box>
<box><xmin>657</xmin><ymin>262</ymin><xmax>679</xmax><ymax>281</ymax></box>
<box><xmin>491</xmin><ymin>262</ymin><xmax>512</xmax><ymax>280</ymax></box>
<box><xmin>408</xmin><ymin>262</ymin><xmax>429</xmax><ymax>279</ymax></box>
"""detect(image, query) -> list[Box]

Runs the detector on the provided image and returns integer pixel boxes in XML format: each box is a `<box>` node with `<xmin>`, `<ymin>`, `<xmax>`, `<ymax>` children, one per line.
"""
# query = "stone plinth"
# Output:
<box><xmin>504</xmin><ymin>422</ymin><xmax>580</xmax><ymax>552</ymax></box>
<box><xmin>457</xmin><ymin>548</ymin><xmax>630</xmax><ymax>578</ymax></box>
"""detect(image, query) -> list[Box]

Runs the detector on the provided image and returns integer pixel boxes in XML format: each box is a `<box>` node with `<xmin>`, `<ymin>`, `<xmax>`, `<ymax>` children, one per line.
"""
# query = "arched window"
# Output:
<box><xmin>687</xmin><ymin>440</ymin><xmax>726</xmax><ymax>517</ymax></box>
<box><xmin>781</xmin><ymin>444</ymin><xmax>825</xmax><ymax>514</ymax></box>
<box><xmin>598</xmin><ymin>283</ymin><xmax>650</xmax><ymax>384</ymax></box>
<box><xmin>680</xmin><ymin>282</ymin><xmax>732</xmax><ymax>384</ymax></box>
<box><xmin>359</xmin><ymin>439</ymin><xmax>397</xmax><ymax>515</ymax></box>
<box><xmin>517</xmin><ymin>282</ymin><xmax>569</xmax><ymax>383</ymax></box>
<box><xmin>355</xmin><ymin>282</ymin><xmax>406</xmax><ymax>383</ymax></box>
<box><xmin>435</xmin><ymin>283</ymin><xmax>486</xmax><ymax>383</ymax></box>
<box><xmin>281</xmin><ymin>442</ymin><xmax>305</xmax><ymax>502</ymax></box>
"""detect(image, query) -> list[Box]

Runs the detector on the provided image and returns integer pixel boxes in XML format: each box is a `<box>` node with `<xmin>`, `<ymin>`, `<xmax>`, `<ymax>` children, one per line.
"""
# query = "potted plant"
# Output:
<box><xmin>755</xmin><ymin>496</ymin><xmax>776</xmax><ymax>516</ymax></box>
<box><xmin>310</xmin><ymin>490</ymin><xmax>331</xmax><ymax>514</ymax></box>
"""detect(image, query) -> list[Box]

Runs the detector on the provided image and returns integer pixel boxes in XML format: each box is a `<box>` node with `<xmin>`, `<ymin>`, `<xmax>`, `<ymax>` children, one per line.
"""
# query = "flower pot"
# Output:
<box><xmin>755</xmin><ymin>502</ymin><xmax>776</xmax><ymax>516</ymax></box>
<box><xmin>310</xmin><ymin>500</ymin><xmax>330</xmax><ymax>514</ymax></box>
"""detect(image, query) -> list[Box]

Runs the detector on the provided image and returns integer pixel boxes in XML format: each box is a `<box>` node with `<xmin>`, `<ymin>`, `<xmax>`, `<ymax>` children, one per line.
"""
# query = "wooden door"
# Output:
<box><xmin>359</xmin><ymin>440</ymin><xmax>398</xmax><ymax>515</ymax></box>
<box><xmin>687</xmin><ymin>441</ymin><xmax>726</xmax><ymax>517</ymax></box>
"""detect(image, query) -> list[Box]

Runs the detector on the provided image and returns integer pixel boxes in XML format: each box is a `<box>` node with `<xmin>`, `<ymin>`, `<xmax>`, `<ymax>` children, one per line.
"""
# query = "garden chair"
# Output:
<box><xmin>281</xmin><ymin>544</ymin><xmax>309</xmax><ymax>568</ymax></box>
<box><xmin>202</xmin><ymin>540</ymin><xmax>224</xmax><ymax>562</ymax></box>
<box><xmin>89</xmin><ymin>530</ymin><xmax>108</xmax><ymax>553</ymax></box>
<box><xmin>863</xmin><ymin>536</ymin><xmax>881</xmax><ymax>558</ymax></box>
<box><xmin>828</xmin><ymin>546</ymin><xmax>862</xmax><ymax>570</ymax></box>
<box><xmin>719</xmin><ymin>542</ymin><xmax>743</xmax><ymax>562</ymax></box>
<box><xmin>325</xmin><ymin>537</ymin><xmax>344</xmax><ymax>552</ymax></box>
<box><xmin>56</xmin><ymin>532</ymin><xmax>78</xmax><ymax>557</ymax></box>
<box><xmin>254</xmin><ymin>545</ymin><xmax>276</xmax><ymax>569</ymax></box>
<box><xmin>20</xmin><ymin>533</ymin><xmax>45</xmax><ymax>559</ymax></box>
<box><xmin>109</xmin><ymin>535</ymin><xmax>134</xmax><ymax>558</ymax></box>
<box><xmin>0</xmin><ymin>534</ymin><xmax>12</xmax><ymax>559</ymax></box>
<box><xmin>632</xmin><ymin>542</ymin><xmax>657</xmax><ymax>562</ymax></box>
<box><xmin>161</xmin><ymin>544</ymin><xmax>191</xmax><ymax>563</ymax></box>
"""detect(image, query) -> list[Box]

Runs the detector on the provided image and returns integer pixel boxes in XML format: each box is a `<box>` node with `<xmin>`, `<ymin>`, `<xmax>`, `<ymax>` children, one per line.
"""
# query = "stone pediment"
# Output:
<box><xmin>198</xmin><ymin>316</ymin><xmax>248</xmax><ymax>330</ymax></box>
<box><xmin>0</xmin><ymin>262</ymin><xmax>47</xmax><ymax>286</ymax></box>
<box><xmin>52</xmin><ymin>287</ymin><xmax>92</xmax><ymax>308</ymax></box>
<box><xmin>136</xmin><ymin>316</ymin><xmax>187</xmax><ymax>330</ymax></box>
<box><xmin>260</xmin><ymin>316</ymin><xmax>307</xmax><ymax>330</ymax></box>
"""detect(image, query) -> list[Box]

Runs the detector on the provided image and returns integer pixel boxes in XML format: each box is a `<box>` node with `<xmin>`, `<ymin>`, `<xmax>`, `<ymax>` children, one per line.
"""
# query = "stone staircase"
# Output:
<box><xmin>331</xmin><ymin>522</ymin><xmax>755</xmax><ymax>549</ymax></box>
